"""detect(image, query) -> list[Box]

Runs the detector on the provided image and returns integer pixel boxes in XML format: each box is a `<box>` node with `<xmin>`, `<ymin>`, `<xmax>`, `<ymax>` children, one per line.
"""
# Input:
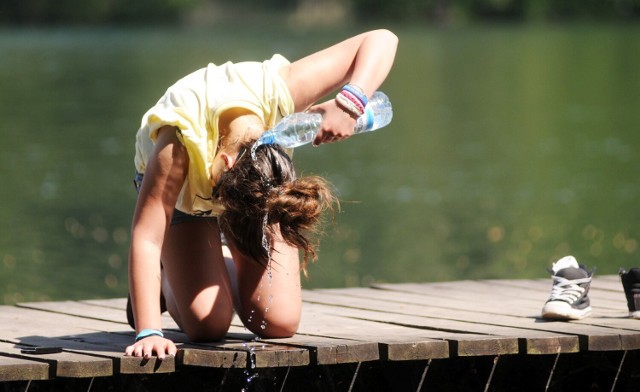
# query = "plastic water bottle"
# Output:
<box><xmin>252</xmin><ymin>91</ymin><xmax>393</xmax><ymax>156</ymax></box>
<box><xmin>354</xmin><ymin>91</ymin><xmax>393</xmax><ymax>133</ymax></box>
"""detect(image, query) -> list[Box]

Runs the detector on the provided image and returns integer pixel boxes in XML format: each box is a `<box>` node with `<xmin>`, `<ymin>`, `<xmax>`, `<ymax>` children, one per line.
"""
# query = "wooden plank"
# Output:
<box><xmin>76</xmin><ymin>298</ymin><xmax>441</xmax><ymax>364</ymax></box>
<box><xmin>301</xmin><ymin>302</ymin><xmax>521</xmax><ymax>356</ymax></box>
<box><xmin>204</xmin><ymin>339</ymin><xmax>308</xmax><ymax>368</ymax></box>
<box><xmin>77</xmin><ymin>298</ymin><xmax>445</xmax><ymax>362</ymax></box>
<box><xmin>298</xmin><ymin>306</ymin><xmax>451</xmax><ymax>358</ymax></box>
<box><xmin>16</xmin><ymin>300</ymin><xmax>179</xmax><ymax>330</ymax></box>
<box><xmin>18</xmin><ymin>300</ymin><xmax>309</xmax><ymax>369</ymax></box>
<box><xmin>478</xmin><ymin>279</ymin><xmax>640</xmax><ymax>331</ymax></box>
<box><xmin>177</xmin><ymin>346</ymin><xmax>247</xmax><ymax>369</ymax></box>
<box><xmin>0</xmin><ymin>306</ymin><xmax>174</xmax><ymax>375</ymax></box>
<box><xmin>317</xmin><ymin>287</ymin><xmax>578</xmax><ymax>356</ymax></box>
<box><xmin>82</xmin><ymin>300</ymin><xmax>380</xmax><ymax>366</ymax></box>
<box><xmin>169</xmin><ymin>327</ymin><xmax>309</xmax><ymax>369</ymax></box>
<box><xmin>268</xmin><ymin>335</ymin><xmax>382</xmax><ymax>365</ymax></box>
<box><xmin>15</xmin><ymin>301</ymin><xmax>254</xmax><ymax>370</ymax></box>
<box><xmin>304</xmin><ymin>290</ymin><xmax>575</xmax><ymax>355</ymax></box>
<box><xmin>80</xmin><ymin>298</ymin><xmax>128</xmax><ymax>310</ymax></box>
<box><xmin>296</xmin><ymin>307</ymin><xmax>449</xmax><ymax>361</ymax></box>
<box><xmin>18</xmin><ymin>329</ymin><xmax>175</xmax><ymax>375</ymax></box>
<box><xmin>479</xmin><ymin>278</ymin><xmax>628</xmax><ymax>308</ymax></box>
<box><xmin>373</xmin><ymin>279</ymin><xmax>625</xmax><ymax>315</ymax></box>
<box><xmin>325</xmin><ymin>285</ymin><xmax>640</xmax><ymax>333</ymax></box>
<box><xmin>368</xmin><ymin>280</ymin><xmax>627</xmax><ymax>322</ymax></box>
<box><xmin>370</xmin><ymin>283</ymin><xmax>637</xmax><ymax>351</ymax></box>
<box><xmin>306</xmin><ymin>293</ymin><xmax>635</xmax><ymax>351</ymax></box>
<box><xmin>35</xmin><ymin>297</ymin><xmax>495</xmax><ymax>361</ymax></box>
<box><xmin>16</xmin><ymin>300</ymin><xmax>127</xmax><ymax>324</ymax></box>
<box><xmin>0</xmin><ymin>353</ymin><xmax>49</xmax><ymax>382</ymax></box>
<box><xmin>3</xmin><ymin>273</ymin><xmax>637</xmax><ymax>380</ymax></box>
<box><xmin>0</xmin><ymin>342</ymin><xmax>110</xmax><ymax>379</ymax></box>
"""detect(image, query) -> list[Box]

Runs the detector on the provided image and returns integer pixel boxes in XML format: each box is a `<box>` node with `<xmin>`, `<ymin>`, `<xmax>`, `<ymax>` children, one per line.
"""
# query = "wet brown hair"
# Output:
<box><xmin>216</xmin><ymin>141</ymin><xmax>337</xmax><ymax>273</ymax></box>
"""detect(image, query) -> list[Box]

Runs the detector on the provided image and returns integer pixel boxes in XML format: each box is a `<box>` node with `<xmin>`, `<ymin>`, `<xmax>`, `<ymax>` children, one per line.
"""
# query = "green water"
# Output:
<box><xmin>1</xmin><ymin>23</ymin><xmax>639</xmax><ymax>304</ymax></box>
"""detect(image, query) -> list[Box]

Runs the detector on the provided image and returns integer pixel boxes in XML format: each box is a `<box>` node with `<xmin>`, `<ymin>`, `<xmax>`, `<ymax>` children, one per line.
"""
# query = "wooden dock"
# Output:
<box><xmin>1</xmin><ymin>275</ymin><xmax>640</xmax><ymax>391</ymax></box>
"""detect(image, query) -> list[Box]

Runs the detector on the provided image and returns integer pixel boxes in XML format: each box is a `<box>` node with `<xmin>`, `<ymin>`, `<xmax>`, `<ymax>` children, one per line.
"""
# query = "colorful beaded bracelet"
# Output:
<box><xmin>336</xmin><ymin>90</ymin><xmax>365</xmax><ymax>118</ymax></box>
<box><xmin>342</xmin><ymin>84</ymin><xmax>368</xmax><ymax>107</ymax></box>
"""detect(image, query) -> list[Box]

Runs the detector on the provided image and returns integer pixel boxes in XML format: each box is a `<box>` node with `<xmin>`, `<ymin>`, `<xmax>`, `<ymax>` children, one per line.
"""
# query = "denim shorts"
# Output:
<box><xmin>134</xmin><ymin>172</ymin><xmax>218</xmax><ymax>226</ymax></box>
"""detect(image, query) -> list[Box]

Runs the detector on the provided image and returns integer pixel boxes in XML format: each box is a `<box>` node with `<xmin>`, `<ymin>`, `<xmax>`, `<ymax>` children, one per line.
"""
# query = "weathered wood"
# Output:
<box><xmin>369</xmin><ymin>281</ymin><xmax>631</xmax><ymax>332</ymax></box>
<box><xmin>1</xmin><ymin>275</ymin><xmax>640</xmax><ymax>383</ymax></box>
<box><xmin>16</xmin><ymin>300</ymin><xmax>178</xmax><ymax>330</ymax></box>
<box><xmin>177</xmin><ymin>347</ymin><xmax>247</xmax><ymax>368</ymax></box>
<box><xmin>373</xmin><ymin>280</ymin><xmax>625</xmax><ymax>314</ymax></box>
<box><xmin>18</xmin><ymin>301</ymin><xmax>313</xmax><ymax>369</ymax></box>
<box><xmin>0</xmin><ymin>354</ymin><xmax>49</xmax><ymax>382</ymax></box>
<box><xmin>241</xmin><ymin>341</ymin><xmax>309</xmax><ymax>368</ymax></box>
<box><xmin>118</xmin><ymin>356</ymin><xmax>175</xmax><ymax>374</ymax></box>
<box><xmin>0</xmin><ymin>342</ymin><xmax>111</xmax><ymax>379</ymax></box>
<box><xmin>268</xmin><ymin>335</ymin><xmax>382</xmax><ymax>365</ymax></box>
<box><xmin>304</xmin><ymin>290</ymin><xmax>574</xmax><ymax>355</ymax></box>
<box><xmin>295</xmin><ymin>306</ymin><xmax>448</xmax><ymax>360</ymax></box>
<box><xmin>0</xmin><ymin>306</ymin><xmax>174</xmax><ymax>375</ymax></box>
<box><xmin>370</xmin><ymin>282</ymin><xmax>639</xmax><ymax>351</ymax></box>
<box><xmin>323</xmin><ymin>285</ymin><xmax>639</xmax><ymax>340</ymax></box>
<box><xmin>475</xmin><ymin>278</ymin><xmax>628</xmax><ymax>310</ymax></box>
<box><xmin>16</xmin><ymin>300</ymin><xmax>128</xmax><ymax>325</ymax></box>
<box><xmin>302</xmin><ymin>302</ymin><xmax>520</xmax><ymax>356</ymax></box>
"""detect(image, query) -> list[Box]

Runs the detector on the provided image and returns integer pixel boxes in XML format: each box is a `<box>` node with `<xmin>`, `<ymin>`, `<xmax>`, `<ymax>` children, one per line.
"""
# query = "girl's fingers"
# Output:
<box><xmin>124</xmin><ymin>337</ymin><xmax>177</xmax><ymax>360</ymax></box>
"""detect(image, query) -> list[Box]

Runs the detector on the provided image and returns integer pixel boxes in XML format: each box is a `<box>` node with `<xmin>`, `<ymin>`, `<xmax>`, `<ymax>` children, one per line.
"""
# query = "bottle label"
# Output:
<box><xmin>362</xmin><ymin>107</ymin><xmax>374</xmax><ymax>130</ymax></box>
<box><xmin>258</xmin><ymin>131</ymin><xmax>276</xmax><ymax>146</ymax></box>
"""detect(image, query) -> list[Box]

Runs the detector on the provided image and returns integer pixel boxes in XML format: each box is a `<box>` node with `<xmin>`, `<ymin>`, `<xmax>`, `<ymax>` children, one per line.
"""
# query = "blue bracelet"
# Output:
<box><xmin>342</xmin><ymin>84</ymin><xmax>368</xmax><ymax>107</ymax></box>
<box><xmin>135</xmin><ymin>328</ymin><xmax>164</xmax><ymax>342</ymax></box>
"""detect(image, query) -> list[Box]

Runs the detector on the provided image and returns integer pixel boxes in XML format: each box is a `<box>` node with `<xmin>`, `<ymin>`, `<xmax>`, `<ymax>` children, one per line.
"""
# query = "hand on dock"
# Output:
<box><xmin>124</xmin><ymin>335</ymin><xmax>177</xmax><ymax>360</ymax></box>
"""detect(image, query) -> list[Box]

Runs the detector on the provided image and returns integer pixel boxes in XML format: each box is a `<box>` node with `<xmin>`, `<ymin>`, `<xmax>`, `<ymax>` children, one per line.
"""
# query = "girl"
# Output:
<box><xmin>125</xmin><ymin>29</ymin><xmax>398</xmax><ymax>359</ymax></box>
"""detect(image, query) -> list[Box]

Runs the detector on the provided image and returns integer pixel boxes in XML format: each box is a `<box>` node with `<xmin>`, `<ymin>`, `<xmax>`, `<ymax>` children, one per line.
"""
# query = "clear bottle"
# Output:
<box><xmin>354</xmin><ymin>91</ymin><xmax>393</xmax><ymax>133</ymax></box>
<box><xmin>253</xmin><ymin>91</ymin><xmax>393</xmax><ymax>153</ymax></box>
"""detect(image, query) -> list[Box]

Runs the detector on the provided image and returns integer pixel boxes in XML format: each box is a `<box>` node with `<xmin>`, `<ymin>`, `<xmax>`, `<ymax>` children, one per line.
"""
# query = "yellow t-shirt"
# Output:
<box><xmin>134</xmin><ymin>54</ymin><xmax>295</xmax><ymax>217</ymax></box>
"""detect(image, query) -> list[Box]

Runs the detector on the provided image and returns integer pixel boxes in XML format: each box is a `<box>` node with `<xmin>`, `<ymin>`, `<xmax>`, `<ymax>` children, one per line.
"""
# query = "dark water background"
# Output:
<box><xmin>1</xmin><ymin>23</ymin><xmax>639</xmax><ymax>303</ymax></box>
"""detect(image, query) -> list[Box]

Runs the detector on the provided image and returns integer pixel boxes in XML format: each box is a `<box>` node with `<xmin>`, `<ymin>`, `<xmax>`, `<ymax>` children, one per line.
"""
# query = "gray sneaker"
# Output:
<box><xmin>541</xmin><ymin>256</ymin><xmax>593</xmax><ymax>320</ymax></box>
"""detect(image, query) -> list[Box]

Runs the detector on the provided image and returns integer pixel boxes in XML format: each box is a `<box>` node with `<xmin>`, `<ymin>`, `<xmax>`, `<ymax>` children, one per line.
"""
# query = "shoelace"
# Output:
<box><xmin>548</xmin><ymin>275</ymin><xmax>591</xmax><ymax>303</ymax></box>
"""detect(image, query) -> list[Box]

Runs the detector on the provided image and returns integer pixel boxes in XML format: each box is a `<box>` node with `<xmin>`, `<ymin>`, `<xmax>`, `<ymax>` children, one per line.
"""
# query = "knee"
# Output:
<box><xmin>186</xmin><ymin>325</ymin><xmax>230</xmax><ymax>342</ymax></box>
<box><xmin>184</xmin><ymin>319</ymin><xmax>231</xmax><ymax>342</ymax></box>
<box><xmin>183</xmin><ymin>308</ymin><xmax>234</xmax><ymax>342</ymax></box>
<box><xmin>253</xmin><ymin>313</ymin><xmax>300</xmax><ymax>339</ymax></box>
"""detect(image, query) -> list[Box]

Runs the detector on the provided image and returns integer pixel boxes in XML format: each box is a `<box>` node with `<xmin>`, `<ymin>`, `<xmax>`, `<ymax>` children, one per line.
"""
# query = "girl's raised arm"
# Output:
<box><xmin>281</xmin><ymin>29</ymin><xmax>398</xmax><ymax>112</ymax></box>
<box><xmin>280</xmin><ymin>29</ymin><xmax>398</xmax><ymax>146</ymax></box>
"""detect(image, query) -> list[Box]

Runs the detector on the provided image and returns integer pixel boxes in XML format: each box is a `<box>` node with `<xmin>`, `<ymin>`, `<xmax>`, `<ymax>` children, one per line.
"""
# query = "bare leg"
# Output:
<box><xmin>228</xmin><ymin>226</ymin><xmax>302</xmax><ymax>338</ymax></box>
<box><xmin>160</xmin><ymin>219</ymin><xmax>235</xmax><ymax>342</ymax></box>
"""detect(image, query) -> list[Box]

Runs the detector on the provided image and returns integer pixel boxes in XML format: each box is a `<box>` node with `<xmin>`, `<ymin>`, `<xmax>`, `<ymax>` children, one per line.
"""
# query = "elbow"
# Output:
<box><xmin>373</xmin><ymin>28</ymin><xmax>399</xmax><ymax>49</ymax></box>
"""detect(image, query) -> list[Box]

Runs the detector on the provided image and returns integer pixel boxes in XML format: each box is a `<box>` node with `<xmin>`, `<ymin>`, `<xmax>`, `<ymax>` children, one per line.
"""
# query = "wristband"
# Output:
<box><xmin>135</xmin><ymin>328</ymin><xmax>164</xmax><ymax>342</ymax></box>
<box><xmin>342</xmin><ymin>84</ymin><xmax>368</xmax><ymax>107</ymax></box>
<box><xmin>336</xmin><ymin>89</ymin><xmax>366</xmax><ymax>118</ymax></box>
<box><xmin>335</xmin><ymin>83</ymin><xmax>369</xmax><ymax>118</ymax></box>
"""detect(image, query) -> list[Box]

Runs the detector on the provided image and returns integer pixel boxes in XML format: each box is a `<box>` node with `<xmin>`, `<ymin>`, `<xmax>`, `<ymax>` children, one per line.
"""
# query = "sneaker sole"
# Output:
<box><xmin>629</xmin><ymin>311</ymin><xmax>640</xmax><ymax>319</ymax></box>
<box><xmin>541</xmin><ymin>301</ymin><xmax>591</xmax><ymax>320</ymax></box>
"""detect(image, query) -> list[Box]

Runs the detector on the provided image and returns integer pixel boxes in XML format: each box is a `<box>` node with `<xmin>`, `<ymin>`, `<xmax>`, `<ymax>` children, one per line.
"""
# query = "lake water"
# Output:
<box><xmin>1</xmin><ymin>23</ymin><xmax>639</xmax><ymax>304</ymax></box>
